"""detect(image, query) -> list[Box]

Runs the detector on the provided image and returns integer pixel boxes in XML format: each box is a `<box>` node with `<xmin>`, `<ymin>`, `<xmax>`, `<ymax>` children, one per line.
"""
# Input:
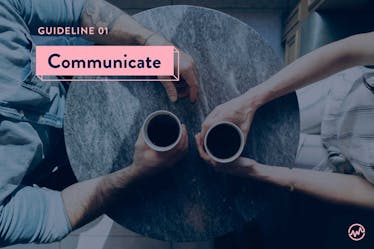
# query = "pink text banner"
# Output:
<box><xmin>36</xmin><ymin>46</ymin><xmax>179</xmax><ymax>82</ymax></box>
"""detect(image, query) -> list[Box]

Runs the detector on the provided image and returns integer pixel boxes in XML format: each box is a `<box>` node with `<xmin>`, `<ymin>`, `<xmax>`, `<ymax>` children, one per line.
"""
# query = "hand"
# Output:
<box><xmin>214</xmin><ymin>157</ymin><xmax>259</xmax><ymax>176</ymax></box>
<box><xmin>145</xmin><ymin>33</ymin><xmax>199</xmax><ymax>103</ymax></box>
<box><xmin>195</xmin><ymin>94</ymin><xmax>257</xmax><ymax>166</ymax></box>
<box><xmin>132</xmin><ymin>125</ymin><xmax>189</xmax><ymax>176</ymax></box>
<box><xmin>195</xmin><ymin>154</ymin><xmax>259</xmax><ymax>178</ymax></box>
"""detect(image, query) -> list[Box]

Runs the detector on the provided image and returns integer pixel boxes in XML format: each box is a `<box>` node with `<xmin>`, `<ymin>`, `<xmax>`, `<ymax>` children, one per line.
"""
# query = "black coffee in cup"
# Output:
<box><xmin>205</xmin><ymin>122</ymin><xmax>244</xmax><ymax>162</ymax></box>
<box><xmin>146</xmin><ymin>113</ymin><xmax>180</xmax><ymax>148</ymax></box>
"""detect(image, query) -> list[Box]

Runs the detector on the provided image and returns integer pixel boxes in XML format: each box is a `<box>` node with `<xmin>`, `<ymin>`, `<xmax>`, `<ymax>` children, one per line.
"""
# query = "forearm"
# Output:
<box><xmin>242</xmin><ymin>32</ymin><xmax>374</xmax><ymax>109</ymax></box>
<box><xmin>61</xmin><ymin>164</ymin><xmax>142</xmax><ymax>229</ymax></box>
<box><xmin>80</xmin><ymin>0</ymin><xmax>158</xmax><ymax>45</ymax></box>
<box><xmin>249</xmin><ymin>163</ymin><xmax>374</xmax><ymax>209</ymax></box>
<box><xmin>62</xmin><ymin>120</ymin><xmax>189</xmax><ymax>230</ymax></box>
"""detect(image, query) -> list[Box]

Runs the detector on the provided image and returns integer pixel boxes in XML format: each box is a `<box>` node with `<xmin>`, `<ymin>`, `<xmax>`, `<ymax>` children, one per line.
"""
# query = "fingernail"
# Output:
<box><xmin>171</xmin><ymin>95</ymin><xmax>177</xmax><ymax>102</ymax></box>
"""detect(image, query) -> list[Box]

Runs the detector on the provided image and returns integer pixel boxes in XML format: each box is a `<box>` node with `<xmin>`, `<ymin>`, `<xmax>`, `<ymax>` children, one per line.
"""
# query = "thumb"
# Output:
<box><xmin>161</xmin><ymin>81</ymin><xmax>178</xmax><ymax>102</ymax></box>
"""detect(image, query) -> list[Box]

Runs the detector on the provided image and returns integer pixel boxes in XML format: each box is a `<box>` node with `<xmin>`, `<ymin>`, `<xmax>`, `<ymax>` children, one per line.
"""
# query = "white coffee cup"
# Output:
<box><xmin>204</xmin><ymin>121</ymin><xmax>245</xmax><ymax>163</ymax></box>
<box><xmin>142</xmin><ymin>110</ymin><xmax>182</xmax><ymax>152</ymax></box>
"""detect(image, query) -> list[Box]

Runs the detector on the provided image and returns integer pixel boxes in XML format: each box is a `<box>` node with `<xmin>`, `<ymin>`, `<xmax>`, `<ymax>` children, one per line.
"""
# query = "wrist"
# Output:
<box><xmin>242</xmin><ymin>85</ymin><xmax>269</xmax><ymax>111</ymax></box>
<box><xmin>246</xmin><ymin>160</ymin><xmax>262</xmax><ymax>177</ymax></box>
<box><xmin>122</xmin><ymin>163</ymin><xmax>147</xmax><ymax>180</ymax></box>
<box><xmin>129</xmin><ymin>161</ymin><xmax>161</xmax><ymax>179</ymax></box>
<box><xmin>104</xmin><ymin>164</ymin><xmax>143</xmax><ymax>189</ymax></box>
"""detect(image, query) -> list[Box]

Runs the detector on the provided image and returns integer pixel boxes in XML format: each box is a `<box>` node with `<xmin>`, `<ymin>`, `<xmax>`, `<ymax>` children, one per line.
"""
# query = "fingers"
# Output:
<box><xmin>199</xmin><ymin>122</ymin><xmax>210</xmax><ymax>149</ymax></box>
<box><xmin>241</xmin><ymin>114</ymin><xmax>254</xmax><ymax>138</ymax></box>
<box><xmin>197</xmin><ymin>121</ymin><xmax>217</xmax><ymax>166</ymax></box>
<box><xmin>181</xmin><ymin>68</ymin><xmax>199</xmax><ymax>103</ymax></box>
<box><xmin>161</xmin><ymin>78</ymin><xmax>196</xmax><ymax>103</ymax></box>
<box><xmin>178</xmin><ymin>125</ymin><xmax>189</xmax><ymax>151</ymax></box>
<box><xmin>195</xmin><ymin>133</ymin><xmax>216</xmax><ymax>166</ymax></box>
<box><xmin>160</xmin><ymin>49</ymin><xmax>199</xmax><ymax>103</ymax></box>
<box><xmin>174</xmin><ymin>81</ymin><xmax>190</xmax><ymax>99</ymax></box>
<box><xmin>135</xmin><ymin>128</ymin><xmax>145</xmax><ymax>147</ymax></box>
<box><xmin>178</xmin><ymin>89</ymin><xmax>190</xmax><ymax>98</ymax></box>
<box><xmin>199</xmin><ymin>107</ymin><xmax>220</xmax><ymax>141</ymax></box>
<box><xmin>161</xmin><ymin>81</ymin><xmax>178</xmax><ymax>102</ymax></box>
<box><xmin>194</xmin><ymin>133</ymin><xmax>207</xmax><ymax>160</ymax></box>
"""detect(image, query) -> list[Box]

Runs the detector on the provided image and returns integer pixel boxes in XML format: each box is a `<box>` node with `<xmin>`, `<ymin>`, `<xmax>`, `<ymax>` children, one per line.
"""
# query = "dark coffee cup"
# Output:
<box><xmin>204</xmin><ymin>121</ymin><xmax>244</xmax><ymax>163</ymax></box>
<box><xmin>142</xmin><ymin>110</ymin><xmax>182</xmax><ymax>152</ymax></box>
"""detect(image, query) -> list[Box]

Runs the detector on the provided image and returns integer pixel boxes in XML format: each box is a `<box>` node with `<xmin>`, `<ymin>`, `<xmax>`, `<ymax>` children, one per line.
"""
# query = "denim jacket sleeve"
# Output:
<box><xmin>8</xmin><ymin>0</ymin><xmax>86</xmax><ymax>34</ymax></box>
<box><xmin>0</xmin><ymin>115</ymin><xmax>71</xmax><ymax>246</ymax></box>
<box><xmin>0</xmin><ymin>186</ymin><xmax>72</xmax><ymax>246</ymax></box>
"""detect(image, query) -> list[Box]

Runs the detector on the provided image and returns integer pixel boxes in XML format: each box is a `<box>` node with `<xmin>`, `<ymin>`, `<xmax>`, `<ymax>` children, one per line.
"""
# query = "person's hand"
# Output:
<box><xmin>195</xmin><ymin>153</ymin><xmax>259</xmax><ymax>177</ymax></box>
<box><xmin>214</xmin><ymin>157</ymin><xmax>258</xmax><ymax>176</ymax></box>
<box><xmin>145</xmin><ymin>33</ymin><xmax>199</xmax><ymax>103</ymax></box>
<box><xmin>132</xmin><ymin>125</ymin><xmax>189</xmax><ymax>176</ymax></box>
<box><xmin>195</xmin><ymin>93</ymin><xmax>258</xmax><ymax>166</ymax></box>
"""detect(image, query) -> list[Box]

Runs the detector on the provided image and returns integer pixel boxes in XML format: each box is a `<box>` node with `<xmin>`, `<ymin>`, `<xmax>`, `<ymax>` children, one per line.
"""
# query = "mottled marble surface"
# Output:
<box><xmin>64</xmin><ymin>6</ymin><xmax>299</xmax><ymax>242</ymax></box>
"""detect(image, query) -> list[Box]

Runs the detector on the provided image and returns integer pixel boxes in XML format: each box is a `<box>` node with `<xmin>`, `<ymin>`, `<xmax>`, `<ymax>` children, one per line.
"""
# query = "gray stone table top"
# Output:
<box><xmin>64</xmin><ymin>6</ymin><xmax>299</xmax><ymax>242</ymax></box>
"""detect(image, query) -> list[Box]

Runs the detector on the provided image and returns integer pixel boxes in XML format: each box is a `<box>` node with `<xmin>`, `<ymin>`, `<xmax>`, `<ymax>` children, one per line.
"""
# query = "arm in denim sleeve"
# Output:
<box><xmin>8</xmin><ymin>0</ymin><xmax>86</xmax><ymax>34</ymax></box>
<box><xmin>0</xmin><ymin>186</ymin><xmax>71</xmax><ymax>246</ymax></box>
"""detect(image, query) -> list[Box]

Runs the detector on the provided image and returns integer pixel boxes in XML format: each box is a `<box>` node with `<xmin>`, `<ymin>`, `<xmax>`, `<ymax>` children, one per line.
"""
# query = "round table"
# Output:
<box><xmin>64</xmin><ymin>6</ymin><xmax>300</xmax><ymax>242</ymax></box>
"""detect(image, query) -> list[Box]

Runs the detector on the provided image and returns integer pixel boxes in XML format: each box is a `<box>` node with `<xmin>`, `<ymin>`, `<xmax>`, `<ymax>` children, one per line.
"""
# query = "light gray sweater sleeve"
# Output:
<box><xmin>0</xmin><ymin>186</ymin><xmax>72</xmax><ymax>246</ymax></box>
